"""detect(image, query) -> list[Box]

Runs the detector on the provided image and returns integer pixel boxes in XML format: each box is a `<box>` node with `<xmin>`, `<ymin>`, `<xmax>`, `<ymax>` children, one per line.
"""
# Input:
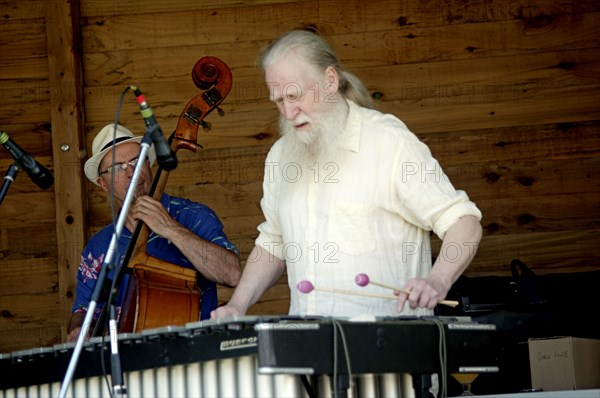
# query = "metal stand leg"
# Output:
<box><xmin>412</xmin><ymin>373</ymin><xmax>433</xmax><ymax>398</ymax></box>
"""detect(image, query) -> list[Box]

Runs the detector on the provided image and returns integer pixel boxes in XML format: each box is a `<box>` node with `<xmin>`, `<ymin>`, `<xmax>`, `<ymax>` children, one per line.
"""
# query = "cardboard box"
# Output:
<box><xmin>529</xmin><ymin>337</ymin><xmax>600</xmax><ymax>391</ymax></box>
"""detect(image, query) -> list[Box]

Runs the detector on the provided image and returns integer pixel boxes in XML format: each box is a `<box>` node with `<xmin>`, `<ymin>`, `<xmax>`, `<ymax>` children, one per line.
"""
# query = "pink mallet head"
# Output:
<box><xmin>355</xmin><ymin>273</ymin><xmax>370</xmax><ymax>287</ymax></box>
<box><xmin>297</xmin><ymin>280</ymin><xmax>315</xmax><ymax>293</ymax></box>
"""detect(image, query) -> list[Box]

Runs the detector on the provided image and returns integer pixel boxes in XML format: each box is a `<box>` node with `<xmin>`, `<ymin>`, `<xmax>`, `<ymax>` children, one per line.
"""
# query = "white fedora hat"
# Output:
<box><xmin>84</xmin><ymin>124</ymin><xmax>156</xmax><ymax>186</ymax></box>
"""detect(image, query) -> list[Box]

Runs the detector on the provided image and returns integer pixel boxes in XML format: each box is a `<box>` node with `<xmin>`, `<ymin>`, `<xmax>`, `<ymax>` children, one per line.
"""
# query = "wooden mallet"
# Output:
<box><xmin>354</xmin><ymin>273</ymin><xmax>459</xmax><ymax>307</ymax></box>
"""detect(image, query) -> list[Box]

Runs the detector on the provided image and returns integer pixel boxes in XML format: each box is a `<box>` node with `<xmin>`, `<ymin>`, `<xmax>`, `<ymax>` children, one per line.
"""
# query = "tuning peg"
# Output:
<box><xmin>199</xmin><ymin>120</ymin><xmax>212</xmax><ymax>131</ymax></box>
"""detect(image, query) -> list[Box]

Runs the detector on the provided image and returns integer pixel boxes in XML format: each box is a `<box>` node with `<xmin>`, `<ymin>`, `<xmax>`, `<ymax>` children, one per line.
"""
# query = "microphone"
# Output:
<box><xmin>0</xmin><ymin>131</ymin><xmax>54</xmax><ymax>189</ymax></box>
<box><xmin>130</xmin><ymin>86</ymin><xmax>177</xmax><ymax>171</ymax></box>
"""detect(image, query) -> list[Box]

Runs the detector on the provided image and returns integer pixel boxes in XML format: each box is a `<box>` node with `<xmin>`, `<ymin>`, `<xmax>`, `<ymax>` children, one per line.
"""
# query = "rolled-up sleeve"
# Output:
<box><xmin>392</xmin><ymin>135</ymin><xmax>482</xmax><ymax>240</ymax></box>
<box><xmin>255</xmin><ymin>147</ymin><xmax>285</xmax><ymax>261</ymax></box>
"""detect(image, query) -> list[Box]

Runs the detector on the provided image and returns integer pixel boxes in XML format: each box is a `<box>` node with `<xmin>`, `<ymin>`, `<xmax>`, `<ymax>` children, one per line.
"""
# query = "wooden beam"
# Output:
<box><xmin>46</xmin><ymin>0</ymin><xmax>88</xmax><ymax>341</ymax></box>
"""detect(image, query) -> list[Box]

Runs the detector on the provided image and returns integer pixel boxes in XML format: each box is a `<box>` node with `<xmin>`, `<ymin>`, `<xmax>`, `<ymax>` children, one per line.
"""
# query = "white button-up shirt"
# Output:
<box><xmin>256</xmin><ymin>101</ymin><xmax>481</xmax><ymax>317</ymax></box>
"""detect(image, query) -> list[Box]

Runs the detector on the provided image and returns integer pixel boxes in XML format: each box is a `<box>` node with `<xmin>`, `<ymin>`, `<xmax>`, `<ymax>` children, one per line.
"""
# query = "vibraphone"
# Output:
<box><xmin>0</xmin><ymin>316</ymin><xmax>498</xmax><ymax>397</ymax></box>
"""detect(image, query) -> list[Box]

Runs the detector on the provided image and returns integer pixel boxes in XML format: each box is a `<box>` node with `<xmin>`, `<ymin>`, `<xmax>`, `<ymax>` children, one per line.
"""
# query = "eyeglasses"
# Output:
<box><xmin>98</xmin><ymin>157</ymin><xmax>142</xmax><ymax>176</ymax></box>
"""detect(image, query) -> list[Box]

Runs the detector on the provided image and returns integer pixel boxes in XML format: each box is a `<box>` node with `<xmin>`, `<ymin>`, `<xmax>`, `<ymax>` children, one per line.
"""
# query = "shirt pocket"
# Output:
<box><xmin>328</xmin><ymin>201</ymin><xmax>376</xmax><ymax>255</ymax></box>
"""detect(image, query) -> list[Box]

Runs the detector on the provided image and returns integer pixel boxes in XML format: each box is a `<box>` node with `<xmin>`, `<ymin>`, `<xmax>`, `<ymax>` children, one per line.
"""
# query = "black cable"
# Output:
<box><xmin>331</xmin><ymin>319</ymin><xmax>353</xmax><ymax>398</ymax></box>
<box><xmin>333</xmin><ymin>320</ymin><xmax>338</xmax><ymax>397</ymax></box>
<box><xmin>91</xmin><ymin>85</ymin><xmax>131</xmax><ymax>339</ymax></box>
<box><xmin>93</xmin><ymin>85</ymin><xmax>132</xmax><ymax>398</ymax></box>
<box><xmin>432</xmin><ymin>318</ymin><xmax>448</xmax><ymax>398</ymax></box>
<box><xmin>299</xmin><ymin>375</ymin><xmax>316</xmax><ymax>398</ymax></box>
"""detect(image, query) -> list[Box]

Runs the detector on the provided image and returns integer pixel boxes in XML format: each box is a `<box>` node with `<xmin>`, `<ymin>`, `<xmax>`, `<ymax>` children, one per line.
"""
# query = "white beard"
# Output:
<box><xmin>279</xmin><ymin>99</ymin><xmax>349</xmax><ymax>166</ymax></box>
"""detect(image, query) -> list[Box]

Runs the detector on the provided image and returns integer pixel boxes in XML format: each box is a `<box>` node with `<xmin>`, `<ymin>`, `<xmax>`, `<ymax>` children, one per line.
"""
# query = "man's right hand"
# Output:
<box><xmin>66</xmin><ymin>312</ymin><xmax>89</xmax><ymax>342</ymax></box>
<box><xmin>67</xmin><ymin>327</ymin><xmax>83</xmax><ymax>343</ymax></box>
<box><xmin>210</xmin><ymin>303</ymin><xmax>244</xmax><ymax>320</ymax></box>
<box><xmin>209</xmin><ymin>245</ymin><xmax>285</xmax><ymax>321</ymax></box>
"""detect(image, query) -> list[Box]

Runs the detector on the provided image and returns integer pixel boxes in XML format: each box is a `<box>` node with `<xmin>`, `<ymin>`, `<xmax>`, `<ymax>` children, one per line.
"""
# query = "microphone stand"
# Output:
<box><xmin>0</xmin><ymin>163</ymin><xmax>19</xmax><ymax>205</ymax></box>
<box><xmin>109</xmin><ymin>304</ymin><xmax>126</xmax><ymax>396</ymax></box>
<box><xmin>58</xmin><ymin>134</ymin><xmax>154</xmax><ymax>398</ymax></box>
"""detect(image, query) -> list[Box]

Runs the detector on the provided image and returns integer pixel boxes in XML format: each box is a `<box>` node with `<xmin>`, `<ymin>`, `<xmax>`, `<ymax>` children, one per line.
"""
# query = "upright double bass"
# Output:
<box><xmin>100</xmin><ymin>57</ymin><xmax>233</xmax><ymax>334</ymax></box>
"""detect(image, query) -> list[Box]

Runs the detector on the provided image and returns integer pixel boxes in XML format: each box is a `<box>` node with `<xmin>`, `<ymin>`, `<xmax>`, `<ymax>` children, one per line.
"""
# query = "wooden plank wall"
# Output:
<box><xmin>0</xmin><ymin>0</ymin><xmax>599</xmax><ymax>352</ymax></box>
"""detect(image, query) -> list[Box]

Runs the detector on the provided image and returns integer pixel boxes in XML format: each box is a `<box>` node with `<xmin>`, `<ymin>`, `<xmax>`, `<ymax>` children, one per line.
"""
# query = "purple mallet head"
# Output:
<box><xmin>355</xmin><ymin>273</ymin><xmax>370</xmax><ymax>287</ymax></box>
<box><xmin>297</xmin><ymin>280</ymin><xmax>315</xmax><ymax>293</ymax></box>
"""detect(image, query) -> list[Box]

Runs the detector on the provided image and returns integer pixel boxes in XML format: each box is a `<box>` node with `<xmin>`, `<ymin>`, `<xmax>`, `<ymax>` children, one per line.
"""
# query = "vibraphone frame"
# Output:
<box><xmin>0</xmin><ymin>316</ymin><xmax>499</xmax><ymax>398</ymax></box>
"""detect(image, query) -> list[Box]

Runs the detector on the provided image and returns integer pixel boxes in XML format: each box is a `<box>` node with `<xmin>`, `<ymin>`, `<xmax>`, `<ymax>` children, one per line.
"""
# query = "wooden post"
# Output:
<box><xmin>46</xmin><ymin>0</ymin><xmax>88</xmax><ymax>341</ymax></box>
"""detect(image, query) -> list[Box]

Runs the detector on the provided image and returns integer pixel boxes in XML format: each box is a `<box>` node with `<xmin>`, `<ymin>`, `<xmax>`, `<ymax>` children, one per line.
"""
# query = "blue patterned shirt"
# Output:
<box><xmin>72</xmin><ymin>193</ymin><xmax>238</xmax><ymax>323</ymax></box>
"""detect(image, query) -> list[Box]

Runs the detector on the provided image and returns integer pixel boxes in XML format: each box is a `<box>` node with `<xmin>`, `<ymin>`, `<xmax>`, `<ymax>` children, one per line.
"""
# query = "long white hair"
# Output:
<box><xmin>259</xmin><ymin>30</ymin><xmax>375</xmax><ymax>109</ymax></box>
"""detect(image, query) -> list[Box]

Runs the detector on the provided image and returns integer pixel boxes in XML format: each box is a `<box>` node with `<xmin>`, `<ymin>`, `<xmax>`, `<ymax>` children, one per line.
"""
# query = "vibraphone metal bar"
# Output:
<box><xmin>1</xmin><ymin>354</ymin><xmax>307</xmax><ymax>398</ymax></box>
<box><xmin>0</xmin><ymin>316</ymin><xmax>498</xmax><ymax>398</ymax></box>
